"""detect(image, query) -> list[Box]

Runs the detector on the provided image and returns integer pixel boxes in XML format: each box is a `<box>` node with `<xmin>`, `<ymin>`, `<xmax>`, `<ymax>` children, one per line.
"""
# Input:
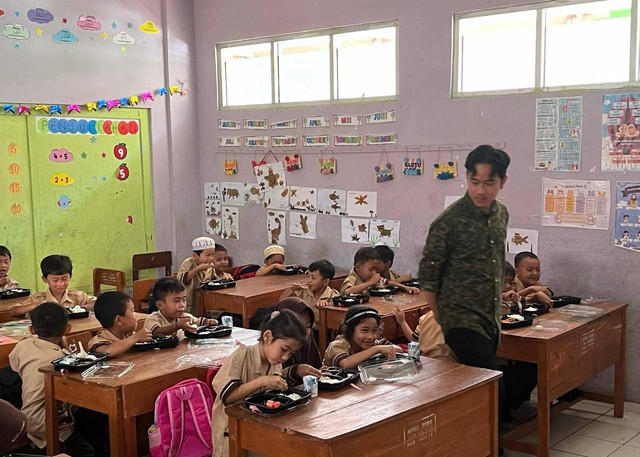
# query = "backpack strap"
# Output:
<box><xmin>185</xmin><ymin>385</ymin><xmax>213</xmax><ymax>450</ymax></box>
<box><xmin>167</xmin><ymin>389</ymin><xmax>187</xmax><ymax>457</ymax></box>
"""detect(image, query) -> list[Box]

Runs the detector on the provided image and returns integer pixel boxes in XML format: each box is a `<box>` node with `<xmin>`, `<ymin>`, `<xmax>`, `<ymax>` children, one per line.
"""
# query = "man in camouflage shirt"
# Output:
<box><xmin>419</xmin><ymin>145</ymin><xmax>510</xmax><ymax>419</ymax></box>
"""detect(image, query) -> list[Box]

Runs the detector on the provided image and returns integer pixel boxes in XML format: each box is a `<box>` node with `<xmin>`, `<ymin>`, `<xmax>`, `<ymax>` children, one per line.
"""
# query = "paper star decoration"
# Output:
<box><xmin>87</xmin><ymin>102</ymin><xmax>97</xmax><ymax>111</ymax></box>
<box><xmin>101</xmin><ymin>153</ymin><xmax>106</xmax><ymax>158</ymax></box>
<box><xmin>62</xmin><ymin>18</ymin><xmax>67</xmax><ymax>23</ymax></box>
<box><xmin>111</xmin><ymin>21</ymin><xmax>117</xmax><ymax>29</ymax></box>
<box><xmin>90</xmin><ymin>137</ymin><xmax>97</xmax><ymax>144</ymax></box>
<box><xmin>81</xmin><ymin>152</ymin><xmax>87</xmax><ymax>159</ymax></box>
<box><xmin>101</xmin><ymin>32</ymin><xmax>108</xmax><ymax>39</ymax></box>
<box><xmin>35</xmin><ymin>27</ymin><xmax>42</xmax><ymax>35</ymax></box>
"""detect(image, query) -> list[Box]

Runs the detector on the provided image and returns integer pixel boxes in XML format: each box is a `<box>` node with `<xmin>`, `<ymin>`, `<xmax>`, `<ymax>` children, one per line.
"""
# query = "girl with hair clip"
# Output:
<box><xmin>323</xmin><ymin>305</ymin><xmax>403</xmax><ymax>369</ymax></box>
<box><xmin>275</xmin><ymin>297</ymin><xmax>323</xmax><ymax>370</ymax></box>
<box><xmin>210</xmin><ymin>309</ymin><xmax>317</xmax><ymax>457</ymax></box>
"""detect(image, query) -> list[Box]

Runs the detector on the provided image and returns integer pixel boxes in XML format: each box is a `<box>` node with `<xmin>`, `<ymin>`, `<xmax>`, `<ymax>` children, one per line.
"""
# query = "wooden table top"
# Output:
<box><xmin>500</xmin><ymin>301</ymin><xmax>627</xmax><ymax>341</ymax></box>
<box><xmin>0</xmin><ymin>296</ymin><xmax>25</xmax><ymax>319</ymax></box>
<box><xmin>321</xmin><ymin>291</ymin><xmax>430</xmax><ymax>316</ymax></box>
<box><xmin>226</xmin><ymin>356</ymin><xmax>500</xmax><ymax>441</ymax></box>
<box><xmin>39</xmin><ymin>327</ymin><xmax>260</xmax><ymax>389</ymax></box>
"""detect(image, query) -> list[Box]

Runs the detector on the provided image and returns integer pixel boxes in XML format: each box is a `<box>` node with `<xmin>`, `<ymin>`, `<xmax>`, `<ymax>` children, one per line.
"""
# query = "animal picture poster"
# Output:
<box><xmin>318</xmin><ymin>188</ymin><xmax>347</xmax><ymax>216</ymax></box>
<box><xmin>206</xmin><ymin>217</ymin><xmax>222</xmax><ymax>236</ymax></box>
<box><xmin>221</xmin><ymin>182</ymin><xmax>245</xmax><ymax>206</ymax></box>
<box><xmin>290</xmin><ymin>212</ymin><xmax>317</xmax><ymax>239</ymax></box>
<box><xmin>289</xmin><ymin>186</ymin><xmax>317</xmax><ymax>212</ymax></box>
<box><xmin>267</xmin><ymin>210</ymin><xmax>287</xmax><ymax>245</ymax></box>
<box><xmin>221</xmin><ymin>206</ymin><xmax>239</xmax><ymax>240</ymax></box>
<box><xmin>244</xmin><ymin>183</ymin><xmax>263</xmax><ymax>204</ymax></box>
<box><xmin>369</xmin><ymin>219</ymin><xmax>400</xmax><ymax>247</ymax></box>
<box><xmin>263</xmin><ymin>187</ymin><xmax>290</xmax><ymax>210</ymax></box>
<box><xmin>534</xmin><ymin>97</ymin><xmax>582</xmax><ymax>171</ymax></box>
<box><xmin>602</xmin><ymin>93</ymin><xmax>640</xmax><ymax>171</ymax></box>
<box><xmin>341</xmin><ymin>217</ymin><xmax>370</xmax><ymax>244</ymax></box>
<box><xmin>346</xmin><ymin>191</ymin><xmax>377</xmax><ymax>218</ymax></box>
<box><xmin>506</xmin><ymin>228</ymin><xmax>538</xmax><ymax>254</ymax></box>
<box><xmin>542</xmin><ymin>178</ymin><xmax>610</xmax><ymax>230</ymax></box>
<box><xmin>205</xmin><ymin>199</ymin><xmax>221</xmax><ymax>217</ymax></box>
<box><xmin>255</xmin><ymin>161</ymin><xmax>286</xmax><ymax>192</ymax></box>
<box><xmin>204</xmin><ymin>182</ymin><xmax>220</xmax><ymax>200</ymax></box>
<box><xmin>614</xmin><ymin>182</ymin><xmax>640</xmax><ymax>252</ymax></box>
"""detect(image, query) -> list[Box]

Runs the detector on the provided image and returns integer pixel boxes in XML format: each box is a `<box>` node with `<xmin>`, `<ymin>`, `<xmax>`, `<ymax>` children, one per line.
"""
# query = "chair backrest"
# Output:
<box><xmin>132</xmin><ymin>251</ymin><xmax>172</xmax><ymax>281</ymax></box>
<box><xmin>132</xmin><ymin>274</ymin><xmax>176</xmax><ymax>312</ymax></box>
<box><xmin>66</xmin><ymin>331</ymin><xmax>93</xmax><ymax>350</ymax></box>
<box><xmin>92</xmin><ymin>268</ymin><xmax>126</xmax><ymax>296</ymax></box>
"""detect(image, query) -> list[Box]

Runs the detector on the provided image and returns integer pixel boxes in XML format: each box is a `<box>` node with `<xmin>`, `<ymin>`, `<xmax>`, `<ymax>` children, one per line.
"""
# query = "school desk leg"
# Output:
<box><xmin>228</xmin><ymin>416</ymin><xmax>247</xmax><ymax>457</ymax></box>
<box><xmin>123</xmin><ymin>416</ymin><xmax>138</xmax><ymax>456</ymax></box>
<box><xmin>44</xmin><ymin>374</ymin><xmax>61</xmax><ymax>456</ymax></box>
<box><xmin>614</xmin><ymin>311</ymin><xmax>626</xmax><ymax>418</ymax></box>
<box><xmin>108</xmin><ymin>391</ymin><xmax>126</xmax><ymax>457</ymax></box>
<box><xmin>536</xmin><ymin>344</ymin><xmax>550</xmax><ymax>457</ymax></box>
<box><xmin>490</xmin><ymin>379</ymin><xmax>499</xmax><ymax>457</ymax></box>
<box><xmin>242</xmin><ymin>305</ymin><xmax>250</xmax><ymax>329</ymax></box>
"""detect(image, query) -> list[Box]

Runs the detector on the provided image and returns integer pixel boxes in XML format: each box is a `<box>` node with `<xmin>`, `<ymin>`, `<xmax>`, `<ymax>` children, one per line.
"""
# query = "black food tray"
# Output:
<box><xmin>133</xmin><ymin>335</ymin><xmax>179</xmax><ymax>351</ymax></box>
<box><xmin>200</xmin><ymin>279</ymin><xmax>236</xmax><ymax>290</ymax></box>
<box><xmin>275</xmin><ymin>265</ymin><xmax>307</xmax><ymax>275</ymax></box>
<box><xmin>551</xmin><ymin>295</ymin><xmax>581</xmax><ymax>308</ymax></box>
<box><xmin>67</xmin><ymin>307</ymin><xmax>90</xmax><ymax>319</ymax></box>
<box><xmin>0</xmin><ymin>288</ymin><xmax>31</xmax><ymax>299</ymax></box>
<box><xmin>368</xmin><ymin>285</ymin><xmax>399</xmax><ymax>297</ymax></box>
<box><xmin>332</xmin><ymin>294</ymin><xmax>370</xmax><ymax>307</ymax></box>
<box><xmin>521</xmin><ymin>303</ymin><xmax>549</xmax><ymax>317</ymax></box>
<box><xmin>318</xmin><ymin>367</ymin><xmax>360</xmax><ymax>391</ymax></box>
<box><xmin>501</xmin><ymin>315</ymin><xmax>534</xmax><ymax>329</ymax></box>
<box><xmin>244</xmin><ymin>387</ymin><xmax>311</xmax><ymax>416</ymax></box>
<box><xmin>184</xmin><ymin>325</ymin><xmax>232</xmax><ymax>339</ymax></box>
<box><xmin>402</xmin><ymin>279</ymin><xmax>419</xmax><ymax>288</ymax></box>
<box><xmin>52</xmin><ymin>353</ymin><xmax>108</xmax><ymax>372</ymax></box>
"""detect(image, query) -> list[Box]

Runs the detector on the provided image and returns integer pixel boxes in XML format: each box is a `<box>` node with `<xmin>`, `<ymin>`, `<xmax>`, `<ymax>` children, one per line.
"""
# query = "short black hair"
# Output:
<box><xmin>31</xmin><ymin>302</ymin><xmax>68</xmax><ymax>338</ymax></box>
<box><xmin>151</xmin><ymin>277</ymin><xmax>186</xmax><ymax>303</ymax></box>
<box><xmin>374</xmin><ymin>245</ymin><xmax>394</xmax><ymax>265</ymax></box>
<box><xmin>259</xmin><ymin>308</ymin><xmax>308</xmax><ymax>346</ymax></box>
<box><xmin>94</xmin><ymin>291</ymin><xmax>132</xmax><ymax>328</ymax></box>
<box><xmin>340</xmin><ymin>305</ymin><xmax>381</xmax><ymax>341</ymax></box>
<box><xmin>215</xmin><ymin>244</ymin><xmax>227</xmax><ymax>253</ymax></box>
<box><xmin>0</xmin><ymin>245</ymin><xmax>11</xmax><ymax>259</ymax></box>
<box><xmin>308</xmin><ymin>259</ymin><xmax>335</xmax><ymax>281</ymax></box>
<box><xmin>465</xmin><ymin>145</ymin><xmax>510</xmax><ymax>179</ymax></box>
<box><xmin>40</xmin><ymin>255</ymin><xmax>73</xmax><ymax>277</ymax></box>
<box><xmin>514</xmin><ymin>252</ymin><xmax>538</xmax><ymax>267</ymax></box>
<box><xmin>354</xmin><ymin>247</ymin><xmax>380</xmax><ymax>266</ymax></box>
<box><xmin>504</xmin><ymin>262</ymin><xmax>515</xmax><ymax>279</ymax></box>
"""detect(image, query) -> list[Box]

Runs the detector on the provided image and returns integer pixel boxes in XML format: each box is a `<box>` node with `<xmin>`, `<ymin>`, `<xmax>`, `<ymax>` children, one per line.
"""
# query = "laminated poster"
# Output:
<box><xmin>602</xmin><ymin>93</ymin><xmax>640</xmax><ymax>171</ymax></box>
<box><xmin>614</xmin><ymin>182</ymin><xmax>640</xmax><ymax>252</ymax></box>
<box><xmin>289</xmin><ymin>212</ymin><xmax>317</xmax><ymax>239</ymax></box>
<box><xmin>341</xmin><ymin>217</ymin><xmax>370</xmax><ymax>244</ymax></box>
<box><xmin>541</xmin><ymin>178</ymin><xmax>609</xmax><ymax>230</ymax></box>
<box><xmin>534</xmin><ymin>97</ymin><xmax>582</xmax><ymax>171</ymax></box>
<box><xmin>369</xmin><ymin>219</ymin><xmax>400</xmax><ymax>247</ymax></box>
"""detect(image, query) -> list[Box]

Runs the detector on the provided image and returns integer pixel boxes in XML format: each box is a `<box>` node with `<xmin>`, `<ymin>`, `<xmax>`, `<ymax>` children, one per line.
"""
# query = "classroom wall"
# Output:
<box><xmin>194</xmin><ymin>0</ymin><xmax>640</xmax><ymax>401</ymax></box>
<box><xmin>0</xmin><ymin>0</ymin><xmax>201</xmax><ymax>276</ymax></box>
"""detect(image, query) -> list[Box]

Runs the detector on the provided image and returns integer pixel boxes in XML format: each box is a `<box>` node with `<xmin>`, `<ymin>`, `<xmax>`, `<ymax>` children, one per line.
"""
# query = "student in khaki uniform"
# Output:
<box><xmin>89</xmin><ymin>291</ymin><xmax>152</xmax><ymax>355</ymax></box>
<box><xmin>323</xmin><ymin>305</ymin><xmax>402</xmax><ymax>369</ymax></box>
<box><xmin>0</xmin><ymin>245</ymin><xmax>20</xmax><ymax>291</ymax></box>
<box><xmin>177</xmin><ymin>236</ymin><xmax>218</xmax><ymax>314</ymax></box>
<box><xmin>279</xmin><ymin>259</ymin><xmax>338</xmax><ymax>328</ymax></box>
<box><xmin>10</xmin><ymin>255</ymin><xmax>96</xmax><ymax>317</ymax></box>
<box><xmin>393</xmin><ymin>306</ymin><xmax>456</xmax><ymax>361</ymax></box>
<box><xmin>255</xmin><ymin>245</ymin><xmax>288</xmax><ymax>276</ymax></box>
<box><xmin>374</xmin><ymin>245</ymin><xmax>412</xmax><ymax>283</ymax></box>
<box><xmin>144</xmin><ymin>278</ymin><xmax>216</xmax><ymax>338</ymax></box>
<box><xmin>212</xmin><ymin>244</ymin><xmax>234</xmax><ymax>280</ymax></box>
<box><xmin>9</xmin><ymin>302</ymin><xmax>95</xmax><ymax>456</ymax></box>
<box><xmin>211</xmin><ymin>309</ymin><xmax>319</xmax><ymax>457</ymax></box>
<box><xmin>514</xmin><ymin>252</ymin><xmax>552</xmax><ymax>306</ymax></box>
<box><xmin>340</xmin><ymin>247</ymin><xmax>420</xmax><ymax>296</ymax></box>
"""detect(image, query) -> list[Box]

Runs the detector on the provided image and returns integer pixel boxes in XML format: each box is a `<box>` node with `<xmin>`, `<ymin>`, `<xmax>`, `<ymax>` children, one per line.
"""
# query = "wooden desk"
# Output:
<box><xmin>227</xmin><ymin>357</ymin><xmax>501</xmax><ymax>457</ymax></box>
<box><xmin>497</xmin><ymin>301</ymin><xmax>627</xmax><ymax>457</ymax></box>
<box><xmin>317</xmin><ymin>291</ymin><xmax>431</xmax><ymax>353</ymax></box>
<box><xmin>42</xmin><ymin>328</ymin><xmax>260</xmax><ymax>457</ymax></box>
<box><xmin>0</xmin><ymin>296</ymin><xmax>25</xmax><ymax>323</ymax></box>
<box><xmin>197</xmin><ymin>272</ymin><xmax>347</xmax><ymax>328</ymax></box>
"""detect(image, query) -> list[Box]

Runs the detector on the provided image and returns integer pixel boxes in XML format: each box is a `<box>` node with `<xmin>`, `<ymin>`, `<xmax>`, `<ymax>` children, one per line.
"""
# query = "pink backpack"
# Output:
<box><xmin>149</xmin><ymin>378</ymin><xmax>214</xmax><ymax>457</ymax></box>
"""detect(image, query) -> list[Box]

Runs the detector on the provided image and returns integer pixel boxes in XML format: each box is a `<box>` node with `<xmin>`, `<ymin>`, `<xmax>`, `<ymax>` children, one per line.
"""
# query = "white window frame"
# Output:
<box><xmin>215</xmin><ymin>20</ymin><xmax>399</xmax><ymax>110</ymax></box>
<box><xmin>451</xmin><ymin>0</ymin><xmax>640</xmax><ymax>98</ymax></box>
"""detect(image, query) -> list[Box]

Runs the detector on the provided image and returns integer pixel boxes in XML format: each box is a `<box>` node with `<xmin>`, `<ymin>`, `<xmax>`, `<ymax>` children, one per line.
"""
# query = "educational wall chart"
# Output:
<box><xmin>267</xmin><ymin>210</ymin><xmax>286</xmax><ymax>245</ymax></box>
<box><xmin>602</xmin><ymin>93</ymin><xmax>640</xmax><ymax>171</ymax></box>
<box><xmin>506</xmin><ymin>228</ymin><xmax>538</xmax><ymax>254</ymax></box>
<box><xmin>346</xmin><ymin>191</ymin><xmax>377</xmax><ymax>218</ymax></box>
<box><xmin>289</xmin><ymin>212</ymin><xmax>317</xmax><ymax>239</ymax></box>
<box><xmin>614</xmin><ymin>182</ymin><xmax>640</xmax><ymax>252</ymax></box>
<box><xmin>221</xmin><ymin>206</ymin><xmax>239</xmax><ymax>240</ymax></box>
<box><xmin>541</xmin><ymin>178</ymin><xmax>610</xmax><ymax>230</ymax></box>
<box><xmin>318</xmin><ymin>188</ymin><xmax>347</xmax><ymax>216</ymax></box>
<box><xmin>221</xmin><ymin>182</ymin><xmax>245</xmax><ymax>206</ymax></box>
<box><xmin>341</xmin><ymin>217</ymin><xmax>370</xmax><ymax>244</ymax></box>
<box><xmin>369</xmin><ymin>219</ymin><xmax>400</xmax><ymax>247</ymax></box>
<box><xmin>534</xmin><ymin>97</ymin><xmax>582</xmax><ymax>171</ymax></box>
<box><xmin>288</xmin><ymin>186</ymin><xmax>317</xmax><ymax>212</ymax></box>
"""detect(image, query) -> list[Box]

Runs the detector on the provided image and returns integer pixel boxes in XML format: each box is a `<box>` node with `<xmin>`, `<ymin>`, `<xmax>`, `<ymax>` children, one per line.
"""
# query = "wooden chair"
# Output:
<box><xmin>132</xmin><ymin>274</ymin><xmax>177</xmax><ymax>312</ymax></box>
<box><xmin>92</xmin><ymin>268</ymin><xmax>126</xmax><ymax>296</ymax></box>
<box><xmin>66</xmin><ymin>330</ymin><xmax>94</xmax><ymax>351</ymax></box>
<box><xmin>132</xmin><ymin>251</ymin><xmax>172</xmax><ymax>281</ymax></box>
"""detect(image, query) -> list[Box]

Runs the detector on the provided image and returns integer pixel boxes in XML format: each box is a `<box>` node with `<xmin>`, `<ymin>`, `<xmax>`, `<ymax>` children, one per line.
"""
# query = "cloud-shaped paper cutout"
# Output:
<box><xmin>113</xmin><ymin>31</ymin><xmax>134</xmax><ymax>44</ymax></box>
<box><xmin>3</xmin><ymin>24</ymin><xmax>30</xmax><ymax>40</ymax></box>
<box><xmin>27</xmin><ymin>8</ymin><xmax>54</xmax><ymax>24</ymax></box>
<box><xmin>139</xmin><ymin>20</ymin><xmax>159</xmax><ymax>34</ymax></box>
<box><xmin>77</xmin><ymin>15</ymin><xmax>101</xmax><ymax>31</ymax></box>
<box><xmin>57</xmin><ymin>195</ymin><xmax>71</xmax><ymax>209</ymax></box>
<box><xmin>50</xmin><ymin>172</ymin><xmax>74</xmax><ymax>186</ymax></box>
<box><xmin>49</xmin><ymin>148</ymin><xmax>74</xmax><ymax>163</ymax></box>
<box><xmin>52</xmin><ymin>28</ymin><xmax>78</xmax><ymax>44</ymax></box>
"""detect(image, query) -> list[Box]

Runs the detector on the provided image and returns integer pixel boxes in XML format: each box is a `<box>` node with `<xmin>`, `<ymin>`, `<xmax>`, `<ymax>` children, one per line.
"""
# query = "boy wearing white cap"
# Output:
<box><xmin>255</xmin><ymin>245</ymin><xmax>288</xmax><ymax>276</ymax></box>
<box><xmin>177</xmin><ymin>236</ymin><xmax>217</xmax><ymax>313</ymax></box>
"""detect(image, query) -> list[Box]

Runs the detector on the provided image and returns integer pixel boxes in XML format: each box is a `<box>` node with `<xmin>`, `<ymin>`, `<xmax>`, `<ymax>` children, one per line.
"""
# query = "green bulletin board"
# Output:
<box><xmin>0</xmin><ymin>108</ymin><xmax>155</xmax><ymax>292</ymax></box>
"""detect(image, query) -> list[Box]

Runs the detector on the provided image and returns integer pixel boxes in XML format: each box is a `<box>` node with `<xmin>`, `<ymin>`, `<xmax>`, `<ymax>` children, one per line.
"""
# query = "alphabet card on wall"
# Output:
<box><xmin>267</xmin><ymin>210</ymin><xmax>286</xmax><ymax>245</ymax></box>
<box><xmin>263</xmin><ymin>187</ymin><xmax>290</xmax><ymax>210</ymax></box>
<box><xmin>204</xmin><ymin>182</ymin><xmax>220</xmax><ymax>200</ymax></box>
<box><xmin>221</xmin><ymin>206</ymin><xmax>239</xmax><ymax>240</ymax></box>
<box><xmin>346</xmin><ymin>191</ymin><xmax>377</xmax><ymax>218</ymax></box>
<box><xmin>205</xmin><ymin>199</ymin><xmax>221</xmax><ymax>217</ymax></box>
<box><xmin>255</xmin><ymin>161</ymin><xmax>286</xmax><ymax>192</ymax></box>
<box><xmin>369</xmin><ymin>219</ymin><xmax>400</xmax><ymax>247</ymax></box>
<box><xmin>288</xmin><ymin>186</ymin><xmax>317</xmax><ymax>212</ymax></box>
<box><xmin>221</xmin><ymin>182</ymin><xmax>245</xmax><ymax>206</ymax></box>
<box><xmin>243</xmin><ymin>183</ymin><xmax>263</xmax><ymax>204</ymax></box>
<box><xmin>506</xmin><ymin>228</ymin><xmax>538</xmax><ymax>254</ymax></box>
<box><xmin>341</xmin><ymin>217</ymin><xmax>370</xmax><ymax>244</ymax></box>
<box><xmin>290</xmin><ymin>212</ymin><xmax>317</xmax><ymax>239</ymax></box>
<box><xmin>403</xmin><ymin>157</ymin><xmax>423</xmax><ymax>176</ymax></box>
<box><xmin>318</xmin><ymin>188</ymin><xmax>347</xmax><ymax>216</ymax></box>
<box><xmin>206</xmin><ymin>217</ymin><xmax>222</xmax><ymax>236</ymax></box>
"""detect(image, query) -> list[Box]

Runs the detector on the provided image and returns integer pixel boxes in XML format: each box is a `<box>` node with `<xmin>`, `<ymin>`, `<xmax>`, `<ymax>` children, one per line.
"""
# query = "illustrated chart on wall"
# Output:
<box><xmin>1</xmin><ymin>108</ymin><xmax>155</xmax><ymax>291</ymax></box>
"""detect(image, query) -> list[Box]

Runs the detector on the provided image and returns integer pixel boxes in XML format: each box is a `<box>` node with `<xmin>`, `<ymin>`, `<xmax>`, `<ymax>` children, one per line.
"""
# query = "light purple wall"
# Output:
<box><xmin>194</xmin><ymin>0</ymin><xmax>639</xmax><ymax>400</ymax></box>
<box><xmin>0</xmin><ymin>0</ymin><xmax>202</xmax><ymax>268</ymax></box>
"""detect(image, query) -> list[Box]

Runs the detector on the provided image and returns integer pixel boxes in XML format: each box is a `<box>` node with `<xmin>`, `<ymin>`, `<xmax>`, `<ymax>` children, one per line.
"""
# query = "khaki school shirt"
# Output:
<box><xmin>1</xmin><ymin>276</ymin><xmax>20</xmax><ymax>291</ymax></box>
<box><xmin>292</xmin><ymin>286</ymin><xmax>339</xmax><ymax>327</ymax></box>
<box><xmin>211</xmin><ymin>343</ymin><xmax>283</xmax><ymax>457</ymax></box>
<box><xmin>88</xmin><ymin>328</ymin><xmax>132</xmax><ymax>353</ymax></box>
<box><xmin>143</xmin><ymin>310</ymin><xmax>204</xmax><ymax>338</ymax></box>
<box><xmin>9</xmin><ymin>337</ymin><xmax>74</xmax><ymax>448</ymax></box>
<box><xmin>177</xmin><ymin>257</ymin><xmax>216</xmax><ymax>312</ymax></box>
<box><xmin>412</xmin><ymin>311</ymin><xmax>456</xmax><ymax>362</ymax></box>
<box><xmin>323</xmin><ymin>335</ymin><xmax>395</xmax><ymax>367</ymax></box>
<box><xmin>339</xmin><ymin>268</ymin><xmax>385</xmax><ymax>295</ymax></box>
<box><xmin>17</xmin><ymin>288</ymin><xmax>95</xmax><ymax>313</ymax></box>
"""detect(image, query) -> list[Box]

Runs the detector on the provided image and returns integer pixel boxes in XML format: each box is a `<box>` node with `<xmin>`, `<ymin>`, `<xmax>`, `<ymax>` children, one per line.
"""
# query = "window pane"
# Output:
<box><xmin>458</xmin><ymin>11</ymin><xmax>536</xmax><ymax>92</ymax></box>
<box><xmin>334</xmin><ymin>26</ymin><xmax>396</xmax><ymax>99</ymax></box>
<box><xmin>276</xmin><ymin>36</ymin><xmax>330</xmax><ymax>103</ymax></box>
<box><xmin>543</xmin><ymin>0</ymin><xmax>631</xmax><ymax>87</ymax></box>
<box><xmin>220</xmin><ymin>43</ymin><xmax>271</xmax><ymax>106</ymax></box>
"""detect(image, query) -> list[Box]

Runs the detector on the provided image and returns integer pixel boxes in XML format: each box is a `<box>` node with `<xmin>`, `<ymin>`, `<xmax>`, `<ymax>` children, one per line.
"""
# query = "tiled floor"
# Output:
<box><xmin>503</xmin><ymin>401</ymin><xmax>640</xmax><ymax>457</ymax></box>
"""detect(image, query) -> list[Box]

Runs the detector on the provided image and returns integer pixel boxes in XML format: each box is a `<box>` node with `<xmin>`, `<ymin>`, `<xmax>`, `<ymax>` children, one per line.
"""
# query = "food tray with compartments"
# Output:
<box><xmin>133</xmin><ymin>335</ymin><xmax>179</xmax><ymax>351</ymax></box>
<box><xmin>52</xmin><ymin>352</ymin><xmax>108</xmax><ymax>372</ymax></box>
<box><xmin>275</xmin><ymin>265</ymin><xmax>308</xmax><ymax>275</ymax></box>
<box><xmin>501</xmin><ymin>314</ymin><xmax>534</xmax><ymax>329</ymax></box>
<box><xmin>332</xmin><ymin>294</ymin><xmax>370</xmax><ymax>307</ymax></box>
<box><xmin>368</xmin><ymin>285</ymin><xmax>399</xmax><ymax>297</ymax></box>
<box><xmin>551</xmin><ymin>295</ymin><xmax>581</xmax><ymax>308</ymax></box>
<box><xmin>318</xmin><ymin>367</ymin><xmax>360</xmax><ymax>391</ymax></box>
<box><xmin>0</xmin><ymin>288</ymin><xmax>31</xmax><ymax>299</ymax></box>
<box><xmin>521</xmin><ymin>303</ymin><xmax>549</xmax><ymax>317</ymax></box>
<box><xmin>67</xmin><ymin>307</ymin><xmax>90</xmax><ymax>319</ymax></box>
<box><xmin>244</xmin><ymin>387</ymin><xmax>311</xmax><ymax>416</ymax></box>
<box><xmin>184</xmin><ymin>325</ymin><xmax>232</xmax><ymax>339</ymax></box>
<box><xmin>200</xmin><ymin>279</ymin><xmax>236</xmax><ymax>290</ymax></box>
